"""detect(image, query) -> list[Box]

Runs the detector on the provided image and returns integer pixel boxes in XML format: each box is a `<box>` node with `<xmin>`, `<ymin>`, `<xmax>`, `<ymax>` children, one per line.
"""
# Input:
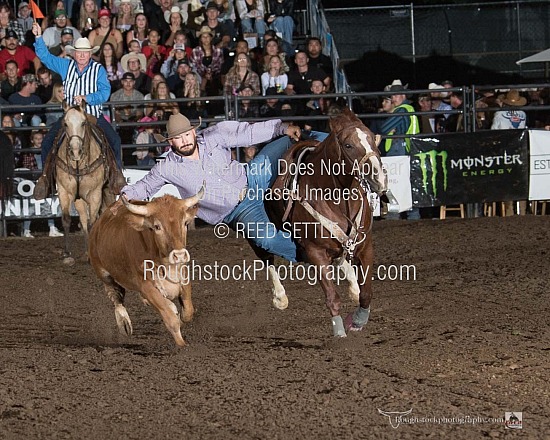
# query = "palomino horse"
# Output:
<box><xmin>264</xmin><ymin>107</ymin><xmax>388</xmax><ymax>337</ymax></box>
<box><xmin>56</xmin><ymin>101</ymin><xmax>115</xmax><ymax>262</ymax></box>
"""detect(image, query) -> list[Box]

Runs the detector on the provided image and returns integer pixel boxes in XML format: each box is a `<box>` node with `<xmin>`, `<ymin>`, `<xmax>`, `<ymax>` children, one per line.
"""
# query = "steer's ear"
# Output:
<box><xmin>125</xmin><ymin>213</ymin><xmax>153</xmax><ymax>231</ymax></box>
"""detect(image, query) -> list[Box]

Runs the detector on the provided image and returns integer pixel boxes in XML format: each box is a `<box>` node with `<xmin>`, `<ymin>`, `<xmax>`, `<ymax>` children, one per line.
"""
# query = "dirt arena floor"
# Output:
<box><xmin>0</xmin><ymin>215</ymin><xmax>548</xmax><ymax>439</ymax></box>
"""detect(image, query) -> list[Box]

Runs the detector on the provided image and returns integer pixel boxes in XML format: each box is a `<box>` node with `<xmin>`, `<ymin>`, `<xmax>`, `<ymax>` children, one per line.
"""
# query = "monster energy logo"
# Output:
<box><xmin>415</xmin><ymin>150</ymin><xmax>448</xmax><ymax>197</ymax></box>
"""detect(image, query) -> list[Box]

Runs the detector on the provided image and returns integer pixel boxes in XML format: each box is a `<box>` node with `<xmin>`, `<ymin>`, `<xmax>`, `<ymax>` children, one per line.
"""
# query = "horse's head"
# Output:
<box><xmin>328</xmin><ymin>107</ymin><xmax>388</xmax><ymax>195</ymax></box>
<box><xmin>62</xmin><ymin>100</ymin><xmax>89</xmax><ymax>162</ymax></box>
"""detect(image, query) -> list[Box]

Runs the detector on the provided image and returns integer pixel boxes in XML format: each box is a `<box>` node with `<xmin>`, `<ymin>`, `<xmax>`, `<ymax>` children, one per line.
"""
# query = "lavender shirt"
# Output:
<box><xmin>121</xmin><ymin>119</ymin><xmax>289</xmax><ymax>224</ymax></box>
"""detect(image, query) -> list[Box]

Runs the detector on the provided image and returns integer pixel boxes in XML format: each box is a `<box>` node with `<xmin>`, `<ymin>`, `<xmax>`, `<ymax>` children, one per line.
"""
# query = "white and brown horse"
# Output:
<box><xmin>263</xmin><ymin>107</ymin><xmax>388</xmax><ymax>337</ymax></box>
<box><xmin>56</xmin><ymin>101</ymin><xmax>114</xmax><ymax>262</ymax></box>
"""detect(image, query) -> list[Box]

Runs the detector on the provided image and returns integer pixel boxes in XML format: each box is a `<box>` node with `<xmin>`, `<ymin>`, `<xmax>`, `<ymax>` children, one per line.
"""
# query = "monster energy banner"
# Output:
<box><xmin>410</xmin><ymin>131</ymin><xmax>529</xmax><ymax>207</ymax></box>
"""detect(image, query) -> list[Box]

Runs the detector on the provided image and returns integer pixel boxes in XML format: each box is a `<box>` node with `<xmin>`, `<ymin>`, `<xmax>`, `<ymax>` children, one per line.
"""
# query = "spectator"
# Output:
<box><xmin>16</xmin><ymin>2</ymin><xmax>33</xmax><ymax>37</ymax></box>
<box><xmin>286</xmin><ymin>50</ymin><xmax>329</xmax><ymax>95</ymax></box>
<box><xmin>0</xmin><ymin>2</ymin><xmax>25</xmax><ymax>45</ymax></box>
<box><xmin>259</xmin><ymin>91</ymin><xmax>283</xmax><ymax>117</ymax></box>
<box><xmin>190</xmin><ymin>26</ymin><xmax>223</xmax><ymax>97</ymax></box>
<box><xmin>260</xmin><ymin>36</ymin><xmax>289</xmax><ymax>74</ymax></box>
<box><xmin>446</xmin><ymin>91</ymin><xmax>464</xmax><ymax>132</ymax></box>
<box><xmin>120</xmin><ymin>51</ymin><xmax>151</xmax><ymax>94</ymax></box>
<box><xmin>380</xmin><ymin>81</ymin><xmax>420</xmax><ymax>220</ymax></box>
<box><xmin>162</xmin><ymin>5</ymin><xmax>192</xmax><ymax>47</ymax></box>
<box><xmin>42</xmin><ymin>10</ymin><xmax>81</xmax><ymax>49</ymax></box>
<box><xmin>2</xmin><ymin>114</ymin><xmax>22</xmax><ymax>175</ymax></box>
<box><xmin>19</xmin><ymin>130</ymin><xmax>64</xmax><ymax>238</ymax></box>
<box><xmin>48</xmin><ymin>28</ymin><xmax>74</xmax><ymax>57</ymax></box>
<box><xmin>144</xmin><ymin>73</ymin><xmax>175</xmax><ymax>99</ymax></box>
<box><xmin>77</xmin><ymin>0</ymin><xmax>98</xmax><ymax>37</ymax></box>
<box><xmin>141</xmin><ymin>28</ymin><xmax>168</xmax><ymax>78</ymax></box>
<box><xmin>89</xmin><ymin>9</ymin><xmax>124</xmax><ymax>60</ymax></box>
<box><xmin>114</xmin><ymin>0</ymin><xmax>135</xmax><ymax>38</ymax></box>
<box><xmin>178</xmin><ymin>71</ymin><xmax>205</xmax><ymax>120</ymax></box>
<box><xmin>8</xmin><ymin>73</ymin><xmax>44</xmax><ymax>127</ymax></box>
<box><xmin>221</xmin><ymin>39</ymin><xmax>260</xmax><ymax>82</ymax></box>
<box><xmin>41</xmin><ymin>0</ymin><xmax>72</xmax><ymax>33</ymax></box>
<box><xmin>416</xmin><ymin>93</ymin><xmax>434</xmax><ymax>134</ymax></box>
<box><xmin>303</xmin><ymin>79</ymin><xmax>330</xmax><ymax>132</ymax></box>
<box><xmin>428</xmin><ymin>82</ymin><xmax>452</xmax><ymax>133</ymax></box>
<box><xmin>224</xmin><ymin>52</ymin><xmax>260</xmax><ymax>96</ymax></box>
<box><xmin>167</xmin><ymin>57</ymin><xmax>194</xmax><ymax>92</ymax></box>
<box><xmin>200</xmin><ymin>1</ymin><xmax>231</xmax><ymax>51</ymax></box>
<box><xmin>211</xmin><ymin>0</ymin><xmax>236</xmax><ymax>46</ymax></box>
<box><xmin>125</xmin><ymin>12</ymin><xmax>149</xmax><ymax>48</ymax></box>
<box><xmin>236</xmin><ymin>83</ymin><xmax>259</xmax><ymax>118</ymax></box>
<box><xmin>260</xmin><ymin>54</ymin><xmax>287</xmax><ymax>95</ymax></box>
<box><xmin>369</xmin><ymin>93</ymin><xmax>394</xmax><ymax>135</ymax></box>
<box><xmin>267</xmin><ymin>0</ymin><xmax>294</xmax><ymax>56</ymax></box>
<box><xmin>0</xmin><ymin>59</ymin><xmax>21</xmax><ymax>100</ymax></box>
<box><xmin>491</xmin><ymin>89</ymin><xmax>528</xmax><ymax>216</ymax></box>
<box><xmin>134</xmin><ymin>115</ymin><xmax>161</xmax><ymax>167</ymax></box>
<box><xmin>236</xmin><ymin>0</ymin><xmax>267</xmax><ymax>45</ymax></box>
<box><xmin>306</xmin><ymin>37</ymin><xmax>332</xmax><ymax>87</ymax></box>
<box><xmin>45</xmin><ymin>82</ymin><xmax>64</xmax><ymax>126</ymax></box>
<box><xmin>36</xmin><ymin>67</ymin><xmax>61</xmax><ymax>103</ymax></box>
<box><xmin>147</xmin><ymin>0</ymin><xmax>173</xmax><ymax>38</ymax></box>
<box><xmin>127</xmin><ymin>38</ymin><xmax>142</xmax><ymax>54</ymax></box>
<box><xmin>99</xmin><ymin>41</ymin><xmax>124</xmax><ymax>90</ymax></box>
<box><xmin>161</xmin><ymin>43</ymin><xmax>191</xmax><ymax>78</ymax></box>
<box><xmin>110</xmin><ymin>71</ymin><xmax>145</xmax><ymax>123</ymax></box>
<box><xmin>146</xmin><ymin>80</ymin><xmax>179</xmax><ymax>120</ymax></box>
<box><xmin>0</xmin><ymin>29</ymin><xmax>41</xmax><ymax>77</ymax></box>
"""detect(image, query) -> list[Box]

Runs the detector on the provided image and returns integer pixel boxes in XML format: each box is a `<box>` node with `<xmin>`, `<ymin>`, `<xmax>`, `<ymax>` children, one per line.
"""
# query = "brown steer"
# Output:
<box><xmin>89</xmin><ymin>189</ymin><xmax>204</xmax><ymax>347</ymax></box>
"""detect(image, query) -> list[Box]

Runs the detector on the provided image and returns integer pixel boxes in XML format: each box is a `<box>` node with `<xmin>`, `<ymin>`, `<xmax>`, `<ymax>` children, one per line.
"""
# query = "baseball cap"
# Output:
<box><xmin>6</xmin><ymin>29</ymin><xmax>18</xmax><ymax>39</ymax></box>
<box><xmin>54</xmin><ymin>9</ymin><xmax>67</xmax><ymax>18</ymax></box>
<box><xmin>122</xmin><ymin>72</ymin><xmax>135</xmax><ymax>80</ymax></box>
<box><xmin>61</xmin><ymin>28</ymin><xmax>73</xmax><ymax>36</ymax></box>
<box><xmin>173</xmin><ymin>44</ymin><xmax>185</xmax><ymax>51</ymax></box>
<box><xmin>177</xmin><ymin>58</ymin><xmax>190</xmax><ymax>67</ymax></box>
<box><xmin>98</xmin><ymin>8</ymin><xmax>111</xmax><ymax>18</ymax></box>
<box><xmin>18</xmin><ymin>2</ymin><xmax>29</xmax><ymax>8</ymax></box>
<box><xmin>206</xmin><ymin>1</ymin><xmax>219</xmax><ymax>11</ymax></box>
<box><xmin>22</xmin><ymin>74</ymin><xmax>37</xmax><ymax>83</ymax></box>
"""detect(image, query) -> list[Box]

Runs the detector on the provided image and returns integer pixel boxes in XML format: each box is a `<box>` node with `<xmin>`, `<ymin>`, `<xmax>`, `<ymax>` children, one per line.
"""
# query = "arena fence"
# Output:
<box><xmin>1</xmin><ymin>85</ymin><xmax>550</xmax><ymax>235</ymax></box>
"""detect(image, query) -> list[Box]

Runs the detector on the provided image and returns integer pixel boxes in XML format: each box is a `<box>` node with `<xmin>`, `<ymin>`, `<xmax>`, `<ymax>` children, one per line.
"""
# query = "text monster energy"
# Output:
<box><xmin>415</xmin><ymin>150</ymin><xmax>448</xmax><ymax>197</ymax></box>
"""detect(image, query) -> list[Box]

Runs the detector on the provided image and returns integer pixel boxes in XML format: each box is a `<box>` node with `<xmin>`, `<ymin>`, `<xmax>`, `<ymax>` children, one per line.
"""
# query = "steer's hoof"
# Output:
<box><xmin>344</xmin><ymin>313</ymin><xmax>364</xmax><ymax>332</ymax></box>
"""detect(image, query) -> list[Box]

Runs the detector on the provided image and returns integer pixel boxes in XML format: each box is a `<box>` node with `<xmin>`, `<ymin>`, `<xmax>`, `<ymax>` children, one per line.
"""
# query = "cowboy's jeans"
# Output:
<box><xmin>223</xmin><ymin>131</ymin><xmax>328</xmax><ymax>262</ymax></box>
<box><xmin>42</xmin><ymin>115</ymin><xmax>122</xmax><ymax>168</ymax></box>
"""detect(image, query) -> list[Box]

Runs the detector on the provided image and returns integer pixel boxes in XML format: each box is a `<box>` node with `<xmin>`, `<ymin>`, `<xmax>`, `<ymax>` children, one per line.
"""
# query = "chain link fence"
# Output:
<box><xmin>322</xmin><ymin>1</ymin><xmax>550</xmax><ymax>91</ymax></box>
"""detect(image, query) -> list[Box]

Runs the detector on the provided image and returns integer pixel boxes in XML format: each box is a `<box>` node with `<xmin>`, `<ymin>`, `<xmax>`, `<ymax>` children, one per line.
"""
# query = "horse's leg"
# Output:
<box><xmin>57</xmin><ymin>185</ymin><xmax>73</xmax><ymax>259</ymax></box>
<box><xmin>248</xmin><ymin>241</ymin><xmax>287</xmax><ymax>310</ymax></box>
<box><xmin>74</xmin><ymin>199</ymin><xmax>90</xmax><ymax>260</ymax></box>
<box><xmin>344</xmin><ymin>237</ymin><xmax>374</xmax><ymax>332</ymax></box>
<box><xmin>307</xmin><ymin>248</ymin><xmax>346</xmax><ymax>337</ymax></box>
<box><xmin>340</xmin><ymin>259</ymin><xmax>360</xmax><ymax>305</ymax></box>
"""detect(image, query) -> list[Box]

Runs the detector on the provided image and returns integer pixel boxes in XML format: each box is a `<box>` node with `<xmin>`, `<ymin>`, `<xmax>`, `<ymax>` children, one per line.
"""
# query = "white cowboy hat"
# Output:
<box><xmin>65</xmin><ymin>37</ymin><xmax>100</xmax><ymax>54</ymax></box>
<box><xmin>197</xmin><ymin>25</ymin><xmax>214</xmax><ymax>38</ymax></box>
<box><xmin>121</xmin><ymin>52</ymin><xmax>147</xmax><ymax>72</ymax></box>
<box><xmin>164</xmin><ymin>5</ymin><xmax>188</xmax><ymax>24</ymax></box>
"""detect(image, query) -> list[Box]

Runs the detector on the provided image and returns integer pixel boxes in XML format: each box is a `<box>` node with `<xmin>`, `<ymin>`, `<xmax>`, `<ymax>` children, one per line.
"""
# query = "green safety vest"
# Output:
<box><xmin>384</xmin><ymin>103</ymin><xmax>420</xmax><ymax>153</ymax></box>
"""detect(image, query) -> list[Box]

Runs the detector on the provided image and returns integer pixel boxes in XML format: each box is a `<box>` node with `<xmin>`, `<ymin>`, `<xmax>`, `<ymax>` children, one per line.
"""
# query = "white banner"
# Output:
<box><xmin>528</xmin><ymin>129</ymin><xmax>550</xmax><ymax>200</ymax></box>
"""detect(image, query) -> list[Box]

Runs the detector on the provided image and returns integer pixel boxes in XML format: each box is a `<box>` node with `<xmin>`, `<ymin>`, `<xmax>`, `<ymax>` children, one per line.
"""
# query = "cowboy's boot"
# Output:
<box><xmin>33</xmin><ymin>174</ymin><xmax>50</xmax><ymax>200</ymax></box>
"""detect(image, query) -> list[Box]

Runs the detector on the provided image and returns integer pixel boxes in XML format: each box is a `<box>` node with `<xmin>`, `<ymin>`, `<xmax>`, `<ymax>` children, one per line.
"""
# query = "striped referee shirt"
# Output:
<box><xmin>34</xmin><ymin>37</ymin><xmax>110</xmax><ymax>118</ymax></box>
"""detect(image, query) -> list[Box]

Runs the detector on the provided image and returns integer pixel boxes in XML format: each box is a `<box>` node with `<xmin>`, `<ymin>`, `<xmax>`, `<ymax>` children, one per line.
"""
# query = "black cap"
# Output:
<box><xmin>177</xmin><ymin>58</ymin><xmax>190</xmax><ymax>67</ymax></box>
<box><xmin>206</xmin><ymin>1</ymin><xmax>219</xmax><ymax>10</ymax></box>
<box><xmin>61</xmin><ymin>28</ymin><xmax>74</xmax><ymax>36</ymax></box>
<box><xmin>6</xmin><ymin>29</ymin><xmax>18</xmax><ymax>39</ymax></box>
<box><xmin>122</xmin><ymin>72</ymin><xmax>135</xmax><ymax>80</ymax></box>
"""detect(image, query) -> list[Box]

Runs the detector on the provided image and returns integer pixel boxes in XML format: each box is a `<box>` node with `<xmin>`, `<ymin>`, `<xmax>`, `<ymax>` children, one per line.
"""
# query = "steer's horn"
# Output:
<box><xmin>122</xmin><ymin>195</ymin><xmax>151</xmax><ymax>216</ymax></box>
<box><xmin>184</xmin><ymin>182</ymin><xmax>206</xmax><ymax>208</ymax></box>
